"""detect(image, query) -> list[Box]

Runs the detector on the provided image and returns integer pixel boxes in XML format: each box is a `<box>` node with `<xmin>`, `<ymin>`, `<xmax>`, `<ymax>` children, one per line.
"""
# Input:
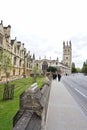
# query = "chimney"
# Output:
<box><xmin>69</xmin><ymin>40</ymin><xmax>71</xmax><ymax>47</ymax></box>
<box><xmin>1</xmin><ymin>20</ymin><xmax>3</xmax><ymax>25</ymax></box>
<box><xmin>63</xmin><ymin>41</ymin><xmax>65</xmax><ymax>48</ymax></box>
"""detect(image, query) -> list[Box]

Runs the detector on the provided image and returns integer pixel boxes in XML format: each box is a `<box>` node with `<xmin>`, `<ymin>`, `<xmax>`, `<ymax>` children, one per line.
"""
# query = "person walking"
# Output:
<box><xmin>57</xmin><ymin>73</ymin><xmax>61</xmax><ymax>81</ymax></box>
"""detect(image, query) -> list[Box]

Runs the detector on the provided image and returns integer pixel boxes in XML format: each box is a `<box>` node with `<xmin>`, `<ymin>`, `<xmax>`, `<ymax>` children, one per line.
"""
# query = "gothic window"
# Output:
<box><xmin>14</xmin><ymin>57</ymin><xmax>16</xmax><ymax>65</ymax></box>
<box><xmin>19</xmin><ymin>69</ymin><xmax>20</xmax><ymax>75</ymax></box>
<box><xmin>0</xmin><ymin>36</ymin><xmax>2</xmax><ymax>46</ymax></box>
<box><xmin>13</xmin><ymin>69</ymin><xmax>15</xmax><ymax>76</ymax></box>
<box><xmin>29</xmin><ymin>64</ymin><xmax>30</xmax><ymax>68</ymax></box>
<box><xmin>42</xmin><ymin>61</ymin><xmax>48</xmax><ymax>71</ymax></box>
<box><xmin>56</xmin><ymin>62</ymin><xmax>58</xmax><ymax>65</ymax></box>
<box><xmin>36</xmin><ymin>63</ymin><xmax>38</xmax><ymax>68</ymax></box>
<box><xmin>27</xmin><ymin>63</ymin><xmax>28</xmax><ymax>68</ymax></box>
<box><xmin>65</xmin><ymin>49</ymin><xmax>67</xmax><ymax>52</ymax></box>
<box><xmin>19</xmin><ymin>59</ymin><xmax>21</xmax><ymax>66</ymax></box>
<box><xmin>18</xmin><ymin>47</ymin><xmax>20</xmax><ymax>54</ymax></box>
<box><xmin>20</xmin><ymin>51</ymin><xmax>21</xmax><ymax>57</ymax></box>
<box><xmin>14</xmin><ymin>47</ymin><xmax>16</xmax><ymax>53</ymax></box>
<box><xmin>66</xmin><ymin>63</ymin><xmax>68</xmax><ymax>66</ymax></box>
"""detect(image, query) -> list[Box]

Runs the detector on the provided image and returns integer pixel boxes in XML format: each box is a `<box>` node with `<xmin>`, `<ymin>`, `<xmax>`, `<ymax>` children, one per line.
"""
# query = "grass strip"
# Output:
<box><xmin>0</xmin><ymin>76</ymin><xmax>45</xmax><ymax>130</ymax></box>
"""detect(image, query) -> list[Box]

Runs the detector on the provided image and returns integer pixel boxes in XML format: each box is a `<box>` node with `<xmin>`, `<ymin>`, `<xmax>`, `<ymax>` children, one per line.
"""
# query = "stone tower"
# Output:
<box><xmin>62</xmin><ymin>41</ymin><xmax>72</xmax><ymax>69</ymax></box>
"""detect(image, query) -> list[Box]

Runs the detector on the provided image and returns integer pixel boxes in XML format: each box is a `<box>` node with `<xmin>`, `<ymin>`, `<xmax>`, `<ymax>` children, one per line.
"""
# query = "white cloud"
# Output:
<box><xmin>0</xmin><ymin>0</ymin><xmax>87</xmax><ymax>68</ymax></box>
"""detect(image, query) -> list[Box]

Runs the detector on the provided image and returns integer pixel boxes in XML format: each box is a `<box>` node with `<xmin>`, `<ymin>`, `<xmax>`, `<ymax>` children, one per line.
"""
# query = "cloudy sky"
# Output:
<box><xmin>0</xmin><ymin>0</ymin><xmax>87</xmax><ymax>68</ymax></box>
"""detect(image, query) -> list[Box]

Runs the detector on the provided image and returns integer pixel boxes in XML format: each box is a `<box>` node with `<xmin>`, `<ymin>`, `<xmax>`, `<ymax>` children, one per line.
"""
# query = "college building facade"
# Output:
<box><xmin>30</xmin><ymin>41</ymin><xmax>72</xmax><ymax>75</ymax></box>
<box><xmin>0</xmin><ymin>21</ymin><xmax>34</xmax><ymax>81</ymax></box>
<box><xmin>0</xmin><ymin>20</ymin><xmax>72</xmax><ymax>81</ymax></box>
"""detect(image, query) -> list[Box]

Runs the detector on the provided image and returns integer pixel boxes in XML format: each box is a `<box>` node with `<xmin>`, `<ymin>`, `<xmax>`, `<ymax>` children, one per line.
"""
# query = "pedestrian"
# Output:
<box><xmin>66</xmin><ymin>73</ymin><xmax>67</xmax><ymax>76</ymax></box>
<box><xmin>53</xmin><ymin>73</ymin><xmax>57</xmax><ymax>80</ymax></box>
<box><xmin>57</xmin><ymin>73</ymin><xmax>61</xmax><ymax>81</ymax></box>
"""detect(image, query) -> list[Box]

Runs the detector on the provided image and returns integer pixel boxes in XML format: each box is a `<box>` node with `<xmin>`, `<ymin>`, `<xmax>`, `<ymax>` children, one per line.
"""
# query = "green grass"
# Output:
<box><xmin>0</xmin><ymin>77</ymin><xmax>45</xmax><ymax>130</ymax></box>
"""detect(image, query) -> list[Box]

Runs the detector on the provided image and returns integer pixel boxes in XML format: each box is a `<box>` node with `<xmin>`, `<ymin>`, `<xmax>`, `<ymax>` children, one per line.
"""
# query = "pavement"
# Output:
<box><xmin>45</xmin><ymin>79</ymin><xmax>87</xmax><ymax>130</ymax></box>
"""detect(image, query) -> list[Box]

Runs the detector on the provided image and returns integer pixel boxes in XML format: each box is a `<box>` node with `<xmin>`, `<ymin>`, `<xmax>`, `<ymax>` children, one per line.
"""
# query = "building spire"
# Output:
<box><xmin>33</xmin><ymin>53</ymin><xmax>35</xmax><ymax>60</ymax></box>
<box><xmin>1</xmin><ymin>20</ymin><xmax>3</xmax><ymax>25</ymax></box>
<box><xmin>63</xmin><ymin>41</ymin><xmax>65</xmax><ymax>48</ymax></box>
<box><xmin>69</xmin><ymin>40</ymin><xmax>71</xmax><ymax>47</ymax></box>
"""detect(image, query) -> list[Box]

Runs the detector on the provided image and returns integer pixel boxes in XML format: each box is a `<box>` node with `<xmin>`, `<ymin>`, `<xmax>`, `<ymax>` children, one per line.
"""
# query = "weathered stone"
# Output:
<box><xmin>13</xmin><ymin>82</ymin><xmax>51</xmax><ymax>130</ymax></box>
<box><xmin>20</xmin><ymin>83</ymin><xmax>42</xmax><ymax>116</ymax></box>
<box><xmin>13</xmin><ymin>111</ymin><xmax>33</xmax><ymax>130</ymax></box>
<box><xmin>25</xmin><ymin>113</ymin><xmax>41</xmax><ymax>130</ymax></box>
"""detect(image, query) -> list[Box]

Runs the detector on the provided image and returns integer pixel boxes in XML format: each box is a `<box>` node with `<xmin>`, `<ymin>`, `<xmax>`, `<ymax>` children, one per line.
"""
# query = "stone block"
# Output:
<box><xmin>20</xmin><ymin>82</ymin><xmax>42</xmax><ymax>116</ymax></box>
<box><xmin>13</xmin><ymin>82</ymin><xmax>51</xmax><ymax>130</ymax></box>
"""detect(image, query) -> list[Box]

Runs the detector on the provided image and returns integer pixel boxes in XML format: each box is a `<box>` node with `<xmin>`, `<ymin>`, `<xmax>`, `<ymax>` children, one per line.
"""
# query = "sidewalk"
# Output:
<box><xmin>45</xmin><ymin>80</ymin><xmax>87</xmax><ymax>130</ymax></box>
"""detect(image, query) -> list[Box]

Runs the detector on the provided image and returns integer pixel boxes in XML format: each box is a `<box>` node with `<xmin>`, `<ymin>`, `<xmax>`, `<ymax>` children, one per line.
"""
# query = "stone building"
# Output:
<box><xmin>0</xmin><ymin>20</ymin><xmax>72</xmax><ymax>81</ymax></box>
<box><xmin>62</xmin><ymin>41</ymin><xmax>72</xmax><ymax>68</ymax></box>
<box><xmin>33</xmin><ymin>41</ymin><xmax>72</xmax><ymax>75</ymax></box>
<box><xmin>33</xmin><ymin>58</ymin><xmax>59</xmax><ymax>74</ymax></box>
<box><xmin>0</xmin><ymin>21</ymin><xmax>33</xmax><ymax>81</ymax></box>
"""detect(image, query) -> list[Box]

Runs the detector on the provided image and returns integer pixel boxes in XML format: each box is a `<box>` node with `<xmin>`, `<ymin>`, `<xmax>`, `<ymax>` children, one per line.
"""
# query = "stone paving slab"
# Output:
<box><xmin>45</xmin><ymin>80</ymin><xmax>87</xmax><ymax>130</ymax></box>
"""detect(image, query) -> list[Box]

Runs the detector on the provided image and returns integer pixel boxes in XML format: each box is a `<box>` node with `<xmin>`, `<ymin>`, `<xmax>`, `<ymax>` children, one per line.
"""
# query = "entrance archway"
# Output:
<box><xmin>42</xmin><ymin>61</ymin><xmax>48</xmax><ymax>72</ymax></box>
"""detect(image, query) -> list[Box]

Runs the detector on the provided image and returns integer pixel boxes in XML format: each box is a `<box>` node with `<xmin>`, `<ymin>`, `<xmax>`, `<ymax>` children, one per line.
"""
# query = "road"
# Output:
<box><xmin>62</xmin><ymin>73</ymin><xmax>87</xmax><ymax>116</ymax></box>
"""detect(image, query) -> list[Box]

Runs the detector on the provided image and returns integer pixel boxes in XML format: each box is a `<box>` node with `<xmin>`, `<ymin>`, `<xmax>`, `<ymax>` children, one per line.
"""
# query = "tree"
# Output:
<box><xmin>0</xmin><ymin>49</ymin><xmax>14</xmax><ymax>100</ymax></box>
<box><xmin>0</xmin><ymin>49</ymin><xmax>12</xmax><ymax>83</ymax></box>
<box><xmin>32</xmin><ymin>65</ymin><xmax>40</xmax><ymax>83</ymax></box>
<box><xmin>76</xmin><ymin>68</ymin><xmax>81</xmax><ymax>73</ymax></box>
<box><xmin>71</xmin><ymin>62</ymin><xmax>77</xmax><ymax>73</ymax></box>
<box><xmin>47</xmin><ymin>66</ymin><xmax>57</xmax><ymax>73</ymax></box>
<box><xmin>81</xmin><ymin>61</ymin><xmax>87</xmax><ymax>74</ymax></box>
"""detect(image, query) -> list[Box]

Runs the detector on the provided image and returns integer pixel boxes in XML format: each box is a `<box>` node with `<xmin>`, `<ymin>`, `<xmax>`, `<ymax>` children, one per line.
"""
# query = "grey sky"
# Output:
<box><xmin>0</xmin><ymin>0</ymin><xmax>87</xmax><ymax>68</ymax></box>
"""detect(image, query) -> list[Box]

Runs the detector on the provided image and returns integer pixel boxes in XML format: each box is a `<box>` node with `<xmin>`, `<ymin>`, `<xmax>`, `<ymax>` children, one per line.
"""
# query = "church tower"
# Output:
<box><xmin>62</xmin><ymin>41</ymin><xmax>72</xmax><ymax>69</ymax></box>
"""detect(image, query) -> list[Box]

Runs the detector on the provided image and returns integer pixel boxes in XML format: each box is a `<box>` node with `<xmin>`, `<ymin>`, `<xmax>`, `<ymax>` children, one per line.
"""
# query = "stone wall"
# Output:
<box><xmin>13</xmin><ymin>82</ymin><xmax>51</xmax><ymax>130</ymax></box>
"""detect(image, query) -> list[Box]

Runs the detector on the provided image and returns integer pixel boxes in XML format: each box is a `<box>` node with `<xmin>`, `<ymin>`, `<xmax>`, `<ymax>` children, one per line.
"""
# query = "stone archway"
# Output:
<box><xmin>42</xmin><ymin>61</ymin><xmax>48</xmax><ymax>72</ymax></box>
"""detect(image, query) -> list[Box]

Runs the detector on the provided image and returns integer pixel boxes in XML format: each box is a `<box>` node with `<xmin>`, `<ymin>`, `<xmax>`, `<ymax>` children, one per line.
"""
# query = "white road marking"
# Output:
<box><xmin>75</xmin><ymin>88</ymin><xmax>87</xmax><ymax>98</ymax></box>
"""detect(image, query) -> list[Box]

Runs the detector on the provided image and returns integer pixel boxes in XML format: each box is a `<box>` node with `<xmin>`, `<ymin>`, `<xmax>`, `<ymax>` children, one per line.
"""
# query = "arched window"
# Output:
<box><xmin>36</xmin><ymin>63</ymin><xmax>38</xmax><ymax>68</ymax></box>
<box><xmin>0</xmin><ymin>36</ymin><xmax>3</xmax><ymax>47</ymax></box>
<box><xmin>19</xmin><ymin>59</ymin><xmax>21</xmax><ymax>66</ymax></box>
<box><xmin>14</xmin><ymin>57</ymin><xmax>17</xmax><ymax>65</ymax></box>
<box><xmin>14</xmin><ymin>47</ymin><xmax>16</xmax><ymax>53</ymax></box>
<box><xmin>66</xmin><ymin>62</ymin><xmax>68</xmax><ymax>66</ymax></box>
<box><xmin>42</xmin><ymin>61</ymin><xmax>48</xmax><ymax>71</ymax></box>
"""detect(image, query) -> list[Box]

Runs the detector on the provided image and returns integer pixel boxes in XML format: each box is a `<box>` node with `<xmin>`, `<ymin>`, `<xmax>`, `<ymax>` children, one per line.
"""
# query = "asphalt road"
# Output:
<box><xmin>62</xmin><ymin>73</ymin><xmax>87</xmax><ymax>116</ymax></box>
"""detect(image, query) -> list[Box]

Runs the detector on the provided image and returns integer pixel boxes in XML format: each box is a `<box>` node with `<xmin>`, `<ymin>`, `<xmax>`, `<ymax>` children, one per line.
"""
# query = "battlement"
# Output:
<box><xmin>63</xmin><ymin>40</ymin><xmax>71</xmax><ymax>48</ymax></box>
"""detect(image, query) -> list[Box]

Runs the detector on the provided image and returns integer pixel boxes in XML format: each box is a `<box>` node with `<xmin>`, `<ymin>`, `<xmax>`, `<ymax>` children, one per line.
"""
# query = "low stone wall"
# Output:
<box><xmin>40</xmin><ymin>84</ymin><xmax>51</xmax><ymax>130</ymax></box>
<box><xmin>13</xmin><ymin>82</ymin><xmax>51</xmax><ymax>130</ymax></box>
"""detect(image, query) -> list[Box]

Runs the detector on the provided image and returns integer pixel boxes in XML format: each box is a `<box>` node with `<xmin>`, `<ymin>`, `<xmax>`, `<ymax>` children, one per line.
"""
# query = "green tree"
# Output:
<box><xmin>32</xmin><ymin>65</ymin><xmax>40</xmax><ymax>83</ymax></box>
<box><xmin>81</xmin><ymin>61</ymin><xmax>87</xmax><ymax>74</ymax></box>
<box><xmin>0</xmin><ymin>49</ymin><xmax>12</xmax><ymax>83</ymax></box>
<box><xmin>71</xmin><ymin>62</ymin><xmax>77</xmax><ymax>73</ymax></box>
<box><xmin>0</xmin><ymin>49</ymin><xmax>14</xmax><ymax>100</ymax></box>
<box><xmin>47</xmin><ymin>66</ymin><xmax>57</xmax><ymax>73</ymax></box>
<box><xmin>76</xmin><ymin>68</ymin><xmax>81</xmax><ymax>73</ymax></box>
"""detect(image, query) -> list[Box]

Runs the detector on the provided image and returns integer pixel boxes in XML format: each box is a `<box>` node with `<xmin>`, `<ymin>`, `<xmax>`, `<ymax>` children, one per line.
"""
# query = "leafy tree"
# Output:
<box><xmin>0</xmin><ymin>49</ymin><xmax>12</xmax><ymax>83</ymax></box>
<box><xmin>81</xmin><ymin>61</ymin><xmax>87</xmax><ymax>74</ymax></box>
<box><xmin>71</xmin><ymin>62</ymin><xmax>77</xmax><ymax>73</ymax></box>
<box><xmin>32</xmin><ymin>65</ymin><xmax>40</xmax><ymax>83</ymax></box>
<box><xmin>76</xmin><ymin>68</ymin><xmax>81</xmax><ymax>73</ymax></box>
<box><xmin>47</xmin><ymin>66</ymin><xmax>57</xmax><ymax>73</ymax></box>
<box><xmin>0</xmin><ymin>49</ymin><xmax>14</xmax><ymax>100</ymax></box>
